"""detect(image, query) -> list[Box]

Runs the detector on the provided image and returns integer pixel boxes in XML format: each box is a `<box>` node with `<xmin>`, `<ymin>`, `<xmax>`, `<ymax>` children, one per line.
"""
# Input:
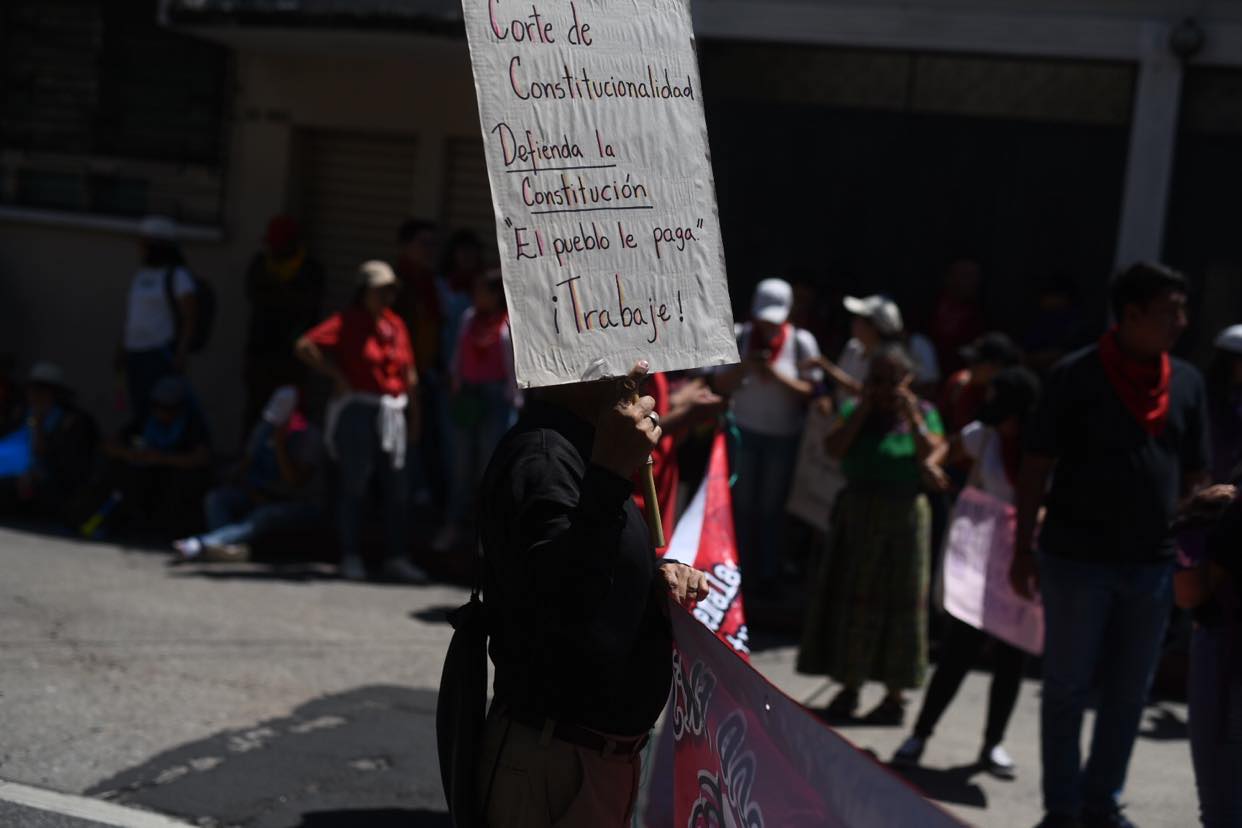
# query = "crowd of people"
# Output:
<box><xmin>2</xmin><ymin>213</ymin><xmax>1241</xmax><ymax>826</ymax></box>
<box><xmin>0</xmin><ymin>214</ymin><xmax>518</xmax><ymax>584</ymax></box>
<box><xmin>706</xmin><ymin>263</ymin><xmax>1240</xmax><ymax>828</ymax></box>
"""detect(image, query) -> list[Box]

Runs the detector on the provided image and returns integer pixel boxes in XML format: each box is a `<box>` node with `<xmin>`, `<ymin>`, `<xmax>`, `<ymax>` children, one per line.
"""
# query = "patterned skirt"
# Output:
<box><xmin>797</xmin><ymin>487</ymin><xmax>931</xmax><ymax>689</ymax></box>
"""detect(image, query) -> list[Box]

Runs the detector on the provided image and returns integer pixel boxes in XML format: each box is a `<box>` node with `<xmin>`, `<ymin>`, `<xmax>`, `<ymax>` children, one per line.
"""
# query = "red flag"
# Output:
<box><xmin>662</xmin><ymin>430</ymin><xmax>749</xmax><ymax>656</ymax></box>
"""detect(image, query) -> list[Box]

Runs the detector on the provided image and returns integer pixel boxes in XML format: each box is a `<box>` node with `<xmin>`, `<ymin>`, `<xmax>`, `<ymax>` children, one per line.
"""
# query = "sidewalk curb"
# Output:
<box><xmin>0</xmin><ymin>779</ymin><xmax>190</xmax><ymax>828</ymax></box>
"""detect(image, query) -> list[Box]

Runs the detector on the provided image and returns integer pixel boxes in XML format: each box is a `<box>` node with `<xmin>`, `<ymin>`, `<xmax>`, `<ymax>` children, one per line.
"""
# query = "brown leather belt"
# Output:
<box><xmin>503</xmin><ymin>709</ymin><xmax>650</xmax><ymax>757</ymax></box>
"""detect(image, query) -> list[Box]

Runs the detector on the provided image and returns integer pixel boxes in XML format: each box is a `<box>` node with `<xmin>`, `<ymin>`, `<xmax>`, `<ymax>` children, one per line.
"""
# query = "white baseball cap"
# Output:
<box><xmin>1216</xmin><ymin>324</ymin><xmax>1242</xmax><ymax>356</ymax></box>
<box><xmin>843</xmin><ymin>294</ymin><xmax>904</xmax><ymax>337</ymax></box>
<box><xmin>139</xmin><ymin>215</ymin><xmax>178</xmax><ymax>242</ymax></box>
<box><xmin>358</xmin><ymin>260</ymin><xmax>399</xmax><ymax>289</ymax></box>
<box><xmin>751</xmin><ymin>278</ymin><xmax>793</xmax><ymax>325</ymax></box>
<box><xmin>262</xmin><ymin>385</ymin><xmax>299</xmax><ymax>426</ymax></box>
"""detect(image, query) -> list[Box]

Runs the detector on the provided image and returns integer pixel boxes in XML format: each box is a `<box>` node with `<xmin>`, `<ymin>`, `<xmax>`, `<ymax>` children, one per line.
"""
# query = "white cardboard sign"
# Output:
<box><xmin>461</xmin><ymin>0</ymin><xmax>739</xmax><ymax>387</ymax></box>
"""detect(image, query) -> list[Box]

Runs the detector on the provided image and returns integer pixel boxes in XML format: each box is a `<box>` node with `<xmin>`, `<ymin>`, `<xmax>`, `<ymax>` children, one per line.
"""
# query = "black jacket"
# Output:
<box><xmin>478</xmin><ymin>401</ymin><xmax>671</xmax><ymax>736</ymax></box>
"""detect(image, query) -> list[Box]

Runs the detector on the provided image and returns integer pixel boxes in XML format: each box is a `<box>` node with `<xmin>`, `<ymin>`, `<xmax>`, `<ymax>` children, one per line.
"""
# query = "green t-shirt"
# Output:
<box><xmin>838</xmin><ymin>398</ymin><xmax>944</xmax><ymax>487</ymax></box>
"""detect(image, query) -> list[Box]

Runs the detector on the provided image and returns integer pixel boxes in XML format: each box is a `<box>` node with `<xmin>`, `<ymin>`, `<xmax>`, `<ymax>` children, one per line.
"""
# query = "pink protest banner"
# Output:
<box><xmin>645</xmin><ymin>431</ymin><xmax>960</xmax><ymax>827</ymax></box>
<box><xmin>942</xmin><ymin>485</ymin><xmax>1045</xmax><ymax>655</ymax></box>
<box><xmin>663</xmin><ymin>605</ymin><xmax>964</xmax><ymax>827</ymax></box>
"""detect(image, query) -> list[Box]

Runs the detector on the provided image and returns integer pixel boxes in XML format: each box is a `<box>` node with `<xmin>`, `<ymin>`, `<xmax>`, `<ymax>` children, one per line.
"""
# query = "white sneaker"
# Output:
<box><xmin>172</xmin><ymin>537</ymin><xmax>202</xmax><ymax>561</ymax></box>
<box><xmin>892</xmin><ymin>735</ymin><xmax>925</xmax><ymax>767</ymax></box>
<box><xmin>981</xmin><ymin>744</ymin><xmax>1016</xmax><ymax>779</ymax></box>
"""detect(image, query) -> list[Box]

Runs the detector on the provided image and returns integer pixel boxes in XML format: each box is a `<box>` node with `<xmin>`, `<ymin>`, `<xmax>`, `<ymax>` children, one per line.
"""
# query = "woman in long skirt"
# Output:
<box><xmin>798</xmin><ymin>343</ymin><xmax>945</xmax><ymax>724</ymax></box>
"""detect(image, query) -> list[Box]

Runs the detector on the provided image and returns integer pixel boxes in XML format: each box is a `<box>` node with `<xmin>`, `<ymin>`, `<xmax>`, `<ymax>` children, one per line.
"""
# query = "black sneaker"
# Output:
<box><xmin>891</xmin><ymin>735</ymin><xmax>926</xmax><ymax>767</ymax></box>
<box><xmin>860</xmin><ymin>696</ymin><xmax>906</xmax><ymax>727</ymax></box>
<box><xmin>1035</xmin><ymin>815</ymin><xmax>1082</xmax><ymax>828</ymax></box>
<box><xmin>1081</xmin><ymin>804</ymin><xmax>1136</xmax><ymax>828</ymax></box>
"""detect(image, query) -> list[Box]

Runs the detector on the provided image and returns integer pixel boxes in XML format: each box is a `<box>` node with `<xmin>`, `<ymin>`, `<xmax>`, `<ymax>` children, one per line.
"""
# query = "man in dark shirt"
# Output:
<box><xmin>475</xmin><ymin>361</ymin><xmax>708</xmax><ymax>827</ymax></box>
<box><xmin>1011</xmin><ymin>263</ymin><xmax>1211</xmax><ymax>828</ymax></box>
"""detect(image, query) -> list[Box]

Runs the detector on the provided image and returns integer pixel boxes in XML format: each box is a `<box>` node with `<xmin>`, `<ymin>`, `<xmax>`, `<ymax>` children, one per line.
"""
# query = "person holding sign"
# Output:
<box><xmin>797</xmin><ymin>344</ymin><xmax>945</xmax><ymax>725</ymax></box>
<box><xmin>474</xmin><ymin>362</ymin><xmax>709</xmax><ymax>827</ymax></box>
<box><xmin>893</xmin><ymin>365</ymin><xmax>1042</xmax><ymax>778</ymax></box>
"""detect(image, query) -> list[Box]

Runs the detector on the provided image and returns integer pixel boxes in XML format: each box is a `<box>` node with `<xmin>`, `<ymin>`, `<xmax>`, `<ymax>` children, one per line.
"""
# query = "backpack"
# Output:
<box><xmin>164</xmin><ymin>266</ymin><xmax>217</xmax><ymax>353</ymax></box>
<box><xmin>436</xmin><ymin>557</ymin><xmax>488</xmax><ymax>828</ymax></box>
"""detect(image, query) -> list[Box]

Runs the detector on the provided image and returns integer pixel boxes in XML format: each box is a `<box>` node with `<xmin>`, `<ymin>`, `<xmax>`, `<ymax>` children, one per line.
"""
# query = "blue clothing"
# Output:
<box><xmin>199</xmin><ymin>485</ymin><xmax>319</xmax><ymax>548</ymax></box>
<box><xmin>731</xmin><ymin>427</ymin><xmax>800</xmax><ymax>583</ymax></box>
<box><xmin>125</xmin><ymin>346</ymin><xmax>177</xmax><ymax>423</ymax></box>
<box><xmin>1038</xmin><ymin>551</ymin><xmax>1173</xmax><ymax>815</ymax></box>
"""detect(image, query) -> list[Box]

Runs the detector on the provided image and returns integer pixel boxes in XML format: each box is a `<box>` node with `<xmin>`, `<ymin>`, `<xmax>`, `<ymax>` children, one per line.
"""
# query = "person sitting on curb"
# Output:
<box><xmin>0</xmin><ymin>362</ymin><xmax>97</xmax><ymax>520</ymax></box>
<box><xmin>93</xmin><ymin>375</ymin><xmax>212</xmax><ymax>539</ymax></box>
<box><xmin>174</xmin><ymin>386</ymin><xmax>323</xmax><ymax>563</ymax></box>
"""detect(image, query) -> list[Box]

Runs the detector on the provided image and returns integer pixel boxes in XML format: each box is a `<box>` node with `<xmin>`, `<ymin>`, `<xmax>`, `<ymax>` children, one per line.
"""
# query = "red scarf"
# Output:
<box><xmin>749</xmin><ymin>323</ymin><xmax>789</xmax><ymax>365</ymax></box>
<box><xmin>1098</xmin><ymin>328</ymin><xmax>1171</xmax><ymax>436</ymax></box>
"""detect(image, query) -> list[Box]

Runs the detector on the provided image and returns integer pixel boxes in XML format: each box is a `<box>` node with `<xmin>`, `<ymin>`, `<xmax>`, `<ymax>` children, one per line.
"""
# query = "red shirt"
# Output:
<box><xmin>304</xmin><ymin>306</ymin><xmax>415</xmax><ymax>396</ymax></box>
<box><xmin>632</xmin><ymin>372</ymin><xmax>679</xmax><ymax>547</ymax></box>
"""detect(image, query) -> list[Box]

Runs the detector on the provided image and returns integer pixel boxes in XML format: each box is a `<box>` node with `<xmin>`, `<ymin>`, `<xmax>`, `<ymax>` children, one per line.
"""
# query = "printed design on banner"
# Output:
<box><xmin>688</xmin><ymin>712</ymin><xmax>765</xmax><ymax>828</ymax></box>
<box><xmin>694</xmin><ymin>561</ymin><xmax>747</xmax><ymax>652</ymax></box>
<box><xmin>671</xmin><ymin>648</ymin><xmax>717</xmax><ymax>741</ymax></box>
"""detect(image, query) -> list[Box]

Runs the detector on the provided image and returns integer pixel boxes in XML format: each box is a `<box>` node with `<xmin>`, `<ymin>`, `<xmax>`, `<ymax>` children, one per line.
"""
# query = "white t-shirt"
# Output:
<box><xmin>124</xmin><ymin>266</ymin><xmax>195</xmax><ymax>351</ymax></box>
<box><xmin>960</xmin><ymin>420</ymin><xmax>1014</xmax><ymax>502</ymax></box>
<box><xmin>835</xmin><ymin>338</ymin><xmax>869</xmax><ymax>405</ymax></box>
<box><xmin>730</xmin><ymin>322</ymin><xmax>823</xmax><ymax>437</ymax></box>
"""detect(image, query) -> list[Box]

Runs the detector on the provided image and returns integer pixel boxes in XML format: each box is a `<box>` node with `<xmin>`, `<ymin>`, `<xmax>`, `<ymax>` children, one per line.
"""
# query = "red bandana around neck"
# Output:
<box><xmin>1098</xmin><ymin>328</ymin><xmax>1171</xmax><ymax>436</ymax></box>
<box><xmin>750</xmin><ymin>323</ymin><xmax>789</xmax><ymax>365</ymax></box>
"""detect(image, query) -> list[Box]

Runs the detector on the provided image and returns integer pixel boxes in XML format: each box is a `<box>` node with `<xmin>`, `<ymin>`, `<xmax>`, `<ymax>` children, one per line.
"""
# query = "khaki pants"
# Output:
<box><xmin>475</xmin><ymin>714</ymin><xmax>642</xmax><ymax>828</ymax></box>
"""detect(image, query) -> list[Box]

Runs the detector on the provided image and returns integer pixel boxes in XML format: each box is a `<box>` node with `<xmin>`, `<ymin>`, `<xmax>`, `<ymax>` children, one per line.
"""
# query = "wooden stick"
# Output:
<box><xmin>630</xmin><ymin>386</ymin><xmax>665</xmax><ymax>549</ymax></box>
<box><xmin>642</xmin><ymin>456</ymin><xmax>665</xmax><ymax>548</ymax></box>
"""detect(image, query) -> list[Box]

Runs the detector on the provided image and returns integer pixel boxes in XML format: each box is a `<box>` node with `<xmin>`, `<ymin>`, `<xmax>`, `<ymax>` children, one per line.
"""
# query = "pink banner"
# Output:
<box><xmin>646</xmin><ymin>430</ymin><xmax>962</xmax><ymax>827</ymax></box>
<box><xmin>665</xmin><ymin>606</ymin><xmax>963</xmax><ymax>827</ymax></box>
<box><xmin>942</xmin><ymin>485</ymin><xmax>1044</xmax><ymax>655</ymax></box>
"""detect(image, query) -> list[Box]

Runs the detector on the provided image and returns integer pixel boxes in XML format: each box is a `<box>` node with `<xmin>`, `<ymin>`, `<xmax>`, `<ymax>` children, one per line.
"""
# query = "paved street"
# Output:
<box><xmin>0</xmin><ymin>525</ymin><xmax>1197</xmax><ymax>827</ymax></box>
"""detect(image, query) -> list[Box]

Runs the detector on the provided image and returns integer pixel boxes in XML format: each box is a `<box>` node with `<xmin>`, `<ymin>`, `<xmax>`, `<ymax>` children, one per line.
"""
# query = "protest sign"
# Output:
<box><xmin>785</xmin><ymin>405</ymin><xmax>846</xmax><ymax>533</ymax></box>
<box><xmin>461</xmin><ymin>0</ymin><xmax>739</xmax><ymax>387</ymax></box>
<box><xmin>942</xmin><ymin>485</ymin><xmax>1045</xmax><ymax>655</ymax></box>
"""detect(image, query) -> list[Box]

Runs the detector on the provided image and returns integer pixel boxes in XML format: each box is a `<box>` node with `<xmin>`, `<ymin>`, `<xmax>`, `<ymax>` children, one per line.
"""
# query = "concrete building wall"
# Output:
<box><xmin>0</xmin><ymin>42</ymin><xmax>482</xmax><ymax>449</ymax></box>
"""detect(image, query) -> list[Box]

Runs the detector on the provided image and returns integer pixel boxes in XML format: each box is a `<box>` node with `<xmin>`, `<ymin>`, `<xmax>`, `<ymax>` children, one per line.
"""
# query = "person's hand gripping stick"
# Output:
<box><xmin>591</xmin><ymin>360</ymin><xmax>666</xmax><ymax>548</ymax></box>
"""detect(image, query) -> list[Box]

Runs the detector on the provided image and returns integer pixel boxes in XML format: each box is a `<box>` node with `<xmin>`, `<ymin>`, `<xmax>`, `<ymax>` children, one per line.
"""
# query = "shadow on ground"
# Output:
<box><xmin>890</xmin><ymin>763</ymin><xmax>990</xmax><ymax>809</ymax></box>
<box><xmin>87</xmin><ymin>685</ymin><xmax>448</xmax><ymax>828</ymax></box>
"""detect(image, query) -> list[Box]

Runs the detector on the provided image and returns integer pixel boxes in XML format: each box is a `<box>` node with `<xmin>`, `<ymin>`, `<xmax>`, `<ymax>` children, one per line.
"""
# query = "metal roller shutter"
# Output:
<box><xmin>298</xmin><ymin>129</ymin><xmax>418</xmax><ymax>312</ymax></box>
